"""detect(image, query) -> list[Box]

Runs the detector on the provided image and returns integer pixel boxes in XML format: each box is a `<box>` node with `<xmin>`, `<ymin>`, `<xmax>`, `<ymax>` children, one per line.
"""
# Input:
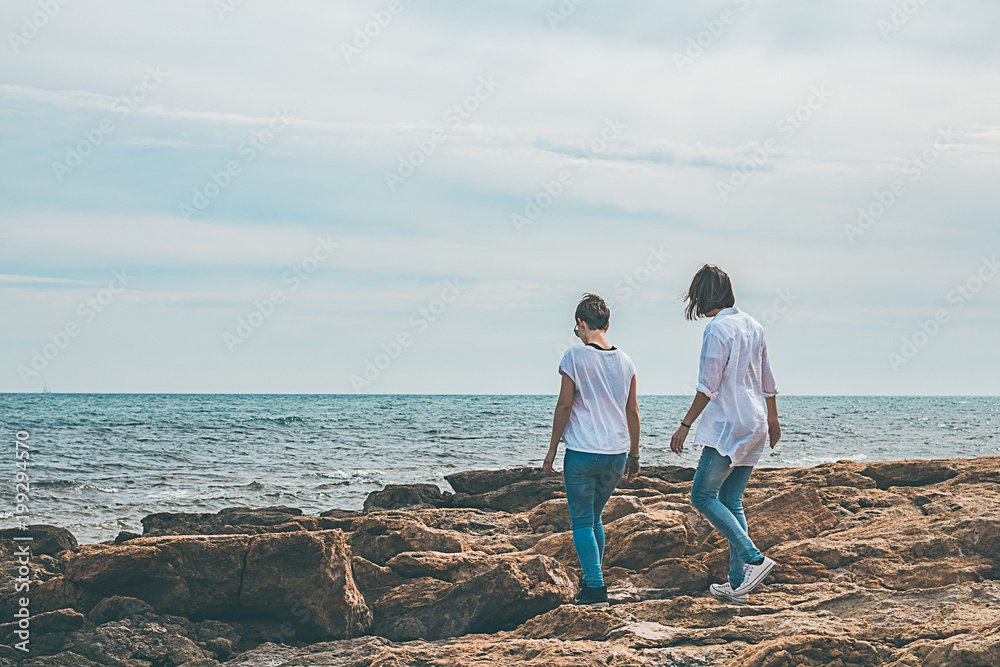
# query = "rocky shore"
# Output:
<box><xmin>2</xmin><ymin>456</ymin><xmax>1000</xmax><ymax>666</ymax></box>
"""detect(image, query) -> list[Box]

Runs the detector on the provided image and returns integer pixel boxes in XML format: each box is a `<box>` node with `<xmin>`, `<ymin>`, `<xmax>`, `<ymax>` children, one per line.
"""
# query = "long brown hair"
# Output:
<box><xmin>682</xmin><ymin>264</ymin><xmax>735</xmax><ymax>320</ymax></box>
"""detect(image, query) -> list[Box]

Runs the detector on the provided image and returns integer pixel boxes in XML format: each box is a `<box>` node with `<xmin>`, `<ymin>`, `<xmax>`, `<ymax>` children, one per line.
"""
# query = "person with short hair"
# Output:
<box><xmin>671</xmin><ymin>264</ymin><xmax>781</xmax><ymax>604</ymax></box>
<box><xmin>543</xmin><ymin>293</ymin><xmax>641</xmax><ymax>608</ymax></box>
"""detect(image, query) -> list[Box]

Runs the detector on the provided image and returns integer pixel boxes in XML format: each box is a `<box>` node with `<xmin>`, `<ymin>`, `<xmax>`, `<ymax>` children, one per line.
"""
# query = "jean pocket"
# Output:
<box><xmin>564</xmin><ymin>450</ymin><xmax>593</xmax><ymax>477</ymax></box>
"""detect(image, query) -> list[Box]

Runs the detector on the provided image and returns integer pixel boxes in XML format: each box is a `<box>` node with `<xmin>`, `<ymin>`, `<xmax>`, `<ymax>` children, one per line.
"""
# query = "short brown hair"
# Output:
<box><xmin>683</xmin><ymin>264</ymin><xmax>735</xmax><ymax>320</ymax></box>
<box><xmin>575</xmin><ymin>293</ymin><xmax>610</xmax><ymax>330</ymax></box>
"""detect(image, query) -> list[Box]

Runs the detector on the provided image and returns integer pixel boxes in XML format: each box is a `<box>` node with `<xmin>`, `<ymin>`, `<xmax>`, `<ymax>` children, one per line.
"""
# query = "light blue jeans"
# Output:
<box><xmin>690</xmin><ymin>445</ymin><xmax>763</xmax><ymax>588</ymax></box>
<box><xmin>563</xmin><ymin>448</ymin><xmax>627</xmax><ymax>588</ymax></box>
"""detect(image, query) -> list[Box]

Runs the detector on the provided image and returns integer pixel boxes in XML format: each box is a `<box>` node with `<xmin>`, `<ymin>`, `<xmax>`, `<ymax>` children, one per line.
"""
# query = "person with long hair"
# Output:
<box><xmin>671</xmin><ymin>264</ymin><xmax>781</xmax><ymax>603</ymax></box>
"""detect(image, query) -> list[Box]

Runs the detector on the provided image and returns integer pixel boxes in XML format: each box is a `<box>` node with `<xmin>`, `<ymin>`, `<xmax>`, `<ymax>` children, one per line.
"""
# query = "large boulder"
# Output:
<box><xmin>371</xmin><ymin>553</ymin><xmax>573</xmax><ymax>640</ymax></box>
<box><xmin>0</xmin><ymin>525</ymin><xmax>79</xmax><ymax>557</ymax></box>
<box><xmin>51</xmin><ymin>530</ymin><xmax>370</xmax><ymax>640</ymax></box>
<box><xmin>444</xmin><ymin>468</ymin><xmax>549</xmax><ymax>495</ymax></box>
<box><xmin>348</xmin><ymin>515</ymin><xmax>467</xmax><ymax>566</ymax></box>
<box><xmin>604</xmin><ymin>510</ymin><xmax>698</xmax><ymax>570</ymax></box>
<box><xmin>860</xmin><ymin>460</ymin><xmax>960</xmax><ymax>490</ymax></box>
<box><xmin>139</xmin><ymin>506</ymin><xmax>352</xmax><ymax>537</ymax></box>
<box><xmin>449</xmin><ymin>479</ymin><xmax>565</xmax><ymax>514</ymax></box>
<box><xmin>363</xmin><ymin>484</ymin><xmax>447</xmax><ymax>513</ymax></box>
<box><xmin>746</xmin><ymin>486</ymin><xmax>841</xmax><ymax>551</ymax></box>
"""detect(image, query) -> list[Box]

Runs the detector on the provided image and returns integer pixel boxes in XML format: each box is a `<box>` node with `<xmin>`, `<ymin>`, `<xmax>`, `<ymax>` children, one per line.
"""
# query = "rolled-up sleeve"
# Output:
<box><xmin>696</xmin><ymin>331</ymin><xmax>729</xmax><ymax>400</ymax></box>
<box><xmin>761</xmin><ymin>339</ymin><xmax>778</xmax><ymax>398</ymax></box>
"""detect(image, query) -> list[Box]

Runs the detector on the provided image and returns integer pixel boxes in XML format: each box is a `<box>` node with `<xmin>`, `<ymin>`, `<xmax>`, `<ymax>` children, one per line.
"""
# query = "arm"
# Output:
<box><xmin>670</xmin><ymin>391</ymin><xmax>711</xmax><ymax>454</ymax></box>
<box><xmin>624</xmin><ymin>375</ymin><xmax>640</xmax><ymax>481</ymax></box>
<box><xmin>766</xmin><ymin>395</ymin><xmax>780</xmax><ymax>448</ymax></box>
<box><xmin>762</xmin><ymin>341</ymin><xmax>780</xmax><ymax>448</ymax></box>
<box><xmin>543</xmin><ymin>371</ymin><xmax>575</xmax><ymax>475</ymax></box>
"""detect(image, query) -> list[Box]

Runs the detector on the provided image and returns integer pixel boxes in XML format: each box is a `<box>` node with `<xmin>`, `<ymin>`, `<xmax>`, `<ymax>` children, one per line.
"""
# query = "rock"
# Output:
<box><xmin>57</xmin><ymin>614</ymin><xmax>222</xmax><ymax>667</ymax></box>
<box><xmin>634</xmin><ymin>558</ymin><xmax>710</xmax><ymax>593</ymax></box>
<box><xmin>629</xmin><ymin>465</ymin><xmax>696</xmax><ymax>484</ymax></box>
<box><xmin>139</xmin><ymin>506</ymin><xmax>352</xmax><ymax>537</ymax></box>
<box><xmin>236</xmin><ymin>530</ymin><xmax>372</xmax><ymax>640</ymax></box>
<box><xmin>55</xmin><ymin>530</ymin><xmax>370</xmax><ymax>640</ymax></box>
<box><xmin>726</xmin><ymin>633</ymin><xmax>885</xmax><ymax>667</ymax></box>
<box><xmin>363</xmin><ymin>484</ymin><xmax>446</xmax><ymax>513</ymax></box>
<box><xmin>20</xmin><ymin>652</ymin><xmax>98</xmax><ymax>666</ymax></box>
<box><xmin>745</xmin><ymin>486</ymin><xmax>841</xmax><ymax>551</ymax></box>
<box><xmin>603</xmin><ymin>510</ymin><xmax>698</xmax><ymax>570</ymax></box>
<box><xmin>371</xmin><ymin>554</ymin><xmax>572</xmax><ymax>640</ymax></box>
<box><xmin>0</xmin><ymin>609</ymin><xmax>86</xmax><ymax>646</ymax></box>
<box><xmin>112</xmin><ymin>532</ymin><xmax>140</xmax><ymax>545</ymax></box>
<box><xmin>87</xmin><ymin>596</ymin><xmax>155</xmax><ymax>624</ymax></box>
<box><xmin>860</xmin><ymin>460</ymin><xmax>960</xmax><ymax>489</ymax></box>
<box><xmin>351</xmin><ymin>556</ymin><xmax>408</xmax><ymax>608</ymax></box>
<box><xmin>319</xmin><ymin>508</ymin><xmax>364</xmax><ymax>519</ymax></box>
<box><xmin>444</xmin><ymin>467</ymin><xmax>548</xmax><ymax>495</ymax></box>
<box><xmin>526</xmin><ymin>530</ymin><xmax>578</xmax><ymax>566</ymax></box>
<box><xmin>348</xmin><ymin>514</ymin><xmax>467</xmax><ymax>566</ymax></box>
<box><xmin>0</xmin><ymin>525</ymin><xmax>79</xmax><ymax>557</ymax></box>
<box><xmin>449</xmin><ymin>479</ymin><xmax>564</xmax><ymax>514</ymax></box>
<box><xmin>8</xmin><ymin>457</ymin><xmax>1000</xmax><ymax>666</ymax></box>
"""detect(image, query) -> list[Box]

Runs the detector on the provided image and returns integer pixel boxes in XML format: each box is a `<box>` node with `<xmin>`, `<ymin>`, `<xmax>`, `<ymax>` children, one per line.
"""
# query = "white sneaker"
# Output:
<box><xmin>731</xmin><ymin>556</ymin><xmax>775</xmax><ymax>596</ymax></box>
<box><xmin>709</xmin><ymin>582</ymin><xmax>748</xmax><ymax>604</ymax></box>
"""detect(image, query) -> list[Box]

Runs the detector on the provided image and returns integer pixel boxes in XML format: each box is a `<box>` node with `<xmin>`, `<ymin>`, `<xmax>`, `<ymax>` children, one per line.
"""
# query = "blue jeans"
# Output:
<box><xmin>563</xmin><ymin>448</ymin><xmax>627</xmax><ymax>588</ymax></box>
<box><xmin>690</xmin><ymin>446</ymin><xmax>763</xmax><ymax>588</ymax></box>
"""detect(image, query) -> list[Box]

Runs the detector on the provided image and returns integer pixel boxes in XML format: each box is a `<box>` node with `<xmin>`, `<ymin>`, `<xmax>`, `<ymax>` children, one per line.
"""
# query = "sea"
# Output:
<box><xmin>1</xmin><ymin>394</ymin><xmax>997</xmax><ymax>544</ymax></box>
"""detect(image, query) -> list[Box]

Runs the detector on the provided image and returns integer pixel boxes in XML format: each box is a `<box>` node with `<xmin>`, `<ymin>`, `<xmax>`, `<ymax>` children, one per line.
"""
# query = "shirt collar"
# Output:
<box><xmin>714</xmin><ymin>307</ymin><xmax>740</xmax><ymax>318</ymax></box>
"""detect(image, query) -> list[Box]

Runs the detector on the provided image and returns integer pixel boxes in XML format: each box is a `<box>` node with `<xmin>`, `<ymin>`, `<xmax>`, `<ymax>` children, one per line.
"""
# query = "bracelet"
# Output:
<box><xmin>680</xmin><ymin>421</ymin><xmax>692</xmax><ymax>429</ymax></box>
<box><xmin>627</xmin><ymin>453</ymin><xmax>639</xmax><ymax>461</ymax></box>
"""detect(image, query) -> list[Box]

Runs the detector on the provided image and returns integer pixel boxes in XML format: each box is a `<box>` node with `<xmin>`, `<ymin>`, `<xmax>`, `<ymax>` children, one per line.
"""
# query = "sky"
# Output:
<box><xmin>1</xmin><ymin>0</ymin><xmax>998</xmax><ymax>395</ymax></box>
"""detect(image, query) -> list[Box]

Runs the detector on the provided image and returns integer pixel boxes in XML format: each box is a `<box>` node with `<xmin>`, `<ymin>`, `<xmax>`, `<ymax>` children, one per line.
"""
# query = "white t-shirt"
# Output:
<box><xmin>691</xmin><ymin>307</ymin><xmax>778</xmax><ymax>467</ymax></box>
<box><xmin>558</xmin><ymin>344</ymin><xmax>636</xmax><ymax>454</ymax></box>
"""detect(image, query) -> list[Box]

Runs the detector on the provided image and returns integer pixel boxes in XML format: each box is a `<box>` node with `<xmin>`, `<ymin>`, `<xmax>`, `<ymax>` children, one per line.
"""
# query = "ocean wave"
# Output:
<box><xmin>33</xmin><ymin>480</ymin><xmax>120</xmax><ymax>493</ymax></box>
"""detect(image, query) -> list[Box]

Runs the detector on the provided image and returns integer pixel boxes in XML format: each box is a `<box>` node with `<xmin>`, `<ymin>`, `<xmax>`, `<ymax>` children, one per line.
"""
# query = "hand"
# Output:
<box><xmin>768</xmin><ymin>418</ymin><xmax>781</xmax><ymax>449</ymax></box>
<box><xmin>542</xmin><ymin>448</ymin><xmax>557</xmax><ymax>475</ymax></box>
<box><xmin>625</xmin><ymin>456</ymin><xmax>640</xmax><ymax>482</ymax></box>
<box><xmin>670</xmin><ymin>426</ymin><xmax>689</xmax><ymax>454</ymax></box>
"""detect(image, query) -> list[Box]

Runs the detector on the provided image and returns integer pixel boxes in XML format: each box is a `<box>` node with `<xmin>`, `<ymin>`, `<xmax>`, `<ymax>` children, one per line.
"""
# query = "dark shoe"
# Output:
<box><xmin>574</xmin><ymin>585</ymin><xmax>609</xmax><ymax>607</ymax></box>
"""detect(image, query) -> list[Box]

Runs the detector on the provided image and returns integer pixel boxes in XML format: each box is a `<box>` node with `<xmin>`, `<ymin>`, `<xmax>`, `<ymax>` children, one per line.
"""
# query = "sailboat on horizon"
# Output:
<box><xmin>42</xmin><ymin>381</ymin><xmax>51</xmax><ymax>394</ymax></box>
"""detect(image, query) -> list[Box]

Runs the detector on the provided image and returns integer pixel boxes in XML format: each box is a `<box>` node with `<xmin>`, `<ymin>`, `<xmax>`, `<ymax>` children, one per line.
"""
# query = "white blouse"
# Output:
<box><xmin>691</xmin><ymin>307</ymin><xmax>778</xmax><ymax>467</ymax></box>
